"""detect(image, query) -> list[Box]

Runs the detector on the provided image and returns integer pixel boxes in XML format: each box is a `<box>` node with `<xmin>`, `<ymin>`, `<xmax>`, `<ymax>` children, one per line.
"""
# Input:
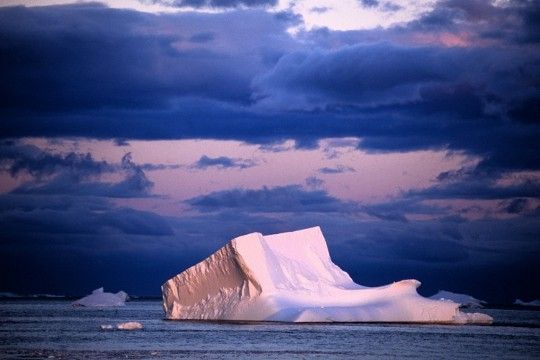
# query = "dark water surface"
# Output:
<box><xmin>0</xmin><ymin>300</ymin><xmax>538</xmax><ymax>359</ymax></box>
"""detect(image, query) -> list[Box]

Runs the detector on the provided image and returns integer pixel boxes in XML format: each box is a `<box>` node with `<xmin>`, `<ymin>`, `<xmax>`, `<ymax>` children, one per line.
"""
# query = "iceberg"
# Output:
<box><xmin>116</xmin><ymin>321</ymin><xmax>143</xmax><ymax>330</ymax></box>
<box><xmin>162</xmin><ymin>227</ymin><xmax>492</xmax><ymax>324</ymax></box>
<box><xmin>0</xmin><ymin>292</ymin><xmax>64</xmax><ymax>299</ymax></box>
<box><xmin>100</xmin><ymin>322</ymin><xmax>143</xmax><ymax>330</ymax></box>
<box><xmin>72</xmin><ymin>288</ymin><xmax>129</xmax><ymax>307</ymax></box>
<box><xmin>514</xmin><ymin>299</ymin><xmax>540</xmax><ymax>307</ymax></box>
<box><xmin>429</xmin><ymin>290</ymin><xmax>487</xmax><ymax>308</ymax></box>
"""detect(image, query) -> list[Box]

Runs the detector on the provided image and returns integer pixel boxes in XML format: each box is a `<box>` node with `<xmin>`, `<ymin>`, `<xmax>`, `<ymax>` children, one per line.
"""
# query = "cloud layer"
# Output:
<box><xmin>0</xmin><ymin>1</ymin><xmax>538</xmax><ymax>301</ymax></box>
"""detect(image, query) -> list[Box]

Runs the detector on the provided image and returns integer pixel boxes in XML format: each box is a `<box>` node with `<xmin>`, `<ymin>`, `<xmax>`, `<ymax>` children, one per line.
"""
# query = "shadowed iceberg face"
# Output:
<box><xmin>162</xmin><ymin>227</ymin><xmax>492</xmax><ymax>324</ymax></box>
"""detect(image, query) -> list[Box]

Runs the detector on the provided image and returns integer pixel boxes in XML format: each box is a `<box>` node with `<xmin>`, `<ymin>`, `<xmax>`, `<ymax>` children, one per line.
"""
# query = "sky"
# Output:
<box><xmin>0</xmin><ymin>0</ymin><xmax>538</xmax><ymax>303</ymax></box>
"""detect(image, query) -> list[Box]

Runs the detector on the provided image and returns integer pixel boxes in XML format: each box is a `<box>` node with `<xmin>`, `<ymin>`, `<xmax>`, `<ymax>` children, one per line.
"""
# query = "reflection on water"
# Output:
<box><xmin>0</xmin><ymin>300</ymin><xmax>538</xmax><ymax>359</ymax></box>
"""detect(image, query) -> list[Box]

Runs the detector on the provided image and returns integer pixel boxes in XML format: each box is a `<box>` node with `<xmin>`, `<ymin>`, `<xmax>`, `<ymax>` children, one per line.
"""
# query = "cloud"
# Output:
<box><xmin>0</xmin><ymin>3</ymin><xmax>538</xmax><ymax>179</ymax></box>
<box><xmin>318</xmin><ymin>165</ymin><xmax>355</xmax><ymax>174</ymax></box>
<box><xmin>1</xmin><ymin>145</ymin><xmax>156</xmax><ymax>198</ymax></box>
<box><xmin>305</xmin><ymin>176</ymin><xmax>325</xmax><ymax>189</ymax></box>
<box><xmin>139</xmin><ymin>163</ymin><xmax>181</xmax><ymax>171</ymax></box>
<box><xmin>253</xmin><ymin>43</ymin><xmax>456</xmax><ymax>109</ymax></box>
<box><xmin>187</xmin><ymin>185</ymin><xmax>358</xmax><ymax>213</ymax></box>
<box><xmin>359</xmin><ymin>0</ymin><xmax>379</xmax><ymax>8</ymax></box>
<box><xmin>500</xmin><ymin>198</ymin><xmax>529</xmax><ymax>214</ymax></box>
<box><xmin>21</xmin><ymin>153</ymin><xmax>152</xmax><ymax>198</ymax></box>
<box><xmin>189</xmin><ymin>32</ymin><xmax>215</xmax><ymax>43</ymax></box>
<box><xmin>361</xmin><ymin>197</ymin><xmax>449</xmax><ymax>223</ymax></box>
<box><xmin>190</xmin><ymin>155</ymin><xmax>257</xmax><ymax>170</ymax></box>
<box><xmin>310</xmin><ymin>6</ymin><xmax>331</xmax><ymax>14</ymax></box>
<box><xmin>147</xmin><ymin>0</ymin><xmax>277</xmax><ymax>9</ymax></box>
<box><xmin>404</xmin><ymin>0</ymin><xmax>540</xmax><ymax>45</ymax></box>
<box><xmin>0</xmin><ymin>4</ymin><xmax>295</xmax><ymax>112</ymax></box>
<box><xmin>365</xmin><ymin>231</ymin><xmax>469</xmax><ymax>263</ymax></box>
<box><xmin>0</xmin><ymin>142</ymin><xmax>112</xmax><ymax>178</ymax></box>
<box><xmin>0</xmin><ymin>194</ymin><xmax>173</xmax><ymax>236</ymax></box>
<box><xmin>406</xmin><ymin>178</ymin><xmax>540</xmax><ymax>200</ymax></box>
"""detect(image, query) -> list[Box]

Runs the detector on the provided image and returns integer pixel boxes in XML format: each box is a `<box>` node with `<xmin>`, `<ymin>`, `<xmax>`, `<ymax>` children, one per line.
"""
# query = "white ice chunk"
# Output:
<box><xmin>116</xmin><ymin>321</ymin><xmax>143</xmax><ymax>330</ymax></box>
<box><xmin>429</xmin><ymin>290</ymin><xmax>487</xmax><ymax>308</ymax></box>
<box><xmin>162</xmin><ymin>227</ymin><xmax>492</xmax><ymax>324</ymax></box>
<box><xmin>72</xmin><ymin>288</ymin><xmax>129</xmax><ymax>307</ymax></box>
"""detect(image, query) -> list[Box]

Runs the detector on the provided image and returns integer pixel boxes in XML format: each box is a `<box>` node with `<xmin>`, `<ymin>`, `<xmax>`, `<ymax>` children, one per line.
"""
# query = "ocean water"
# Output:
<box><xmin>0</xmin><ymin>300</ymin><xmax>538</xmax><ymax>359</ymax></box>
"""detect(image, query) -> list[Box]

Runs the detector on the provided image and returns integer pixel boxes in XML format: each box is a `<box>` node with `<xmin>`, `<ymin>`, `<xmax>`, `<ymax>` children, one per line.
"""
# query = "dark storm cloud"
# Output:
<box><xmin>318</xmin><ymin>165</ymin><xmax>355</xmax><ymax>174</ymax></box>
<box><xmin>187</xmin><ymin>185</ymin><xmax>358</xmax><ymax>213</ymax></box>
<box><xmin>0</xmin><ymin>192</ymin><xmax>177</xmax><ymax>296</ymax></box>
<box><xmin>253</xmin><ymin>43</ymin><xmax>455</xmax><ymax>107</ymax></box>
<box><xmin>310</xmin><ymin>6</ymin><xmax>331</xmax><ymax>14</ymax></box>
<box><xmin>0</xmin><ymin>3</ymin><xmax>539</xmax><ymax>177</ymax></box>
<box><xmin>13</xmin><ymin>153</ymin><xmax>154</xmax><ymax>198</ymax></box>
<box><xmin>406</xmin><ymin>0</ymin><xmax>540</xmax><ymax>44</ymax></box>
<box><xmin>360</xmin><ymin>197</ymin><xmax>451</xmax><ymax>223</ymax></box>
<box><xmin>0</xmin><ymin>144</ymin><xmax>158</xmax><ymax>198</ymax></box>
<box><xmin>500</xmin><ymin>198</ymin><xmax>529</xmax><ymax>214</ymax></box>
<box><xmin>187</xmin><ymin>183</ymin><xmax>452</xmax><ymax>223</ymax></box>
<box><xmin>0</xmin><ymin>142</ymin><xmax>111</xmax><ymax>178</ymax></box>
<box><xmin>365</xmin><ymin>230</ymin><xmax>469</xmax><ymax>263</ymax></box>
<box><xmin>363</xmin><ymin>209</ymin><xmax>408</xmax><ymax>223</ymax></box>
<box><xmin>0</xmin><ymin>194</ymin><xmax>173</xmax><ymax>236</ymax></box>
<box><xmin>139</xmin><ymin>163</ymin><xmax>181</xmax><ymax>171</ymax></box>
<box><xmin>12</xmin><ymin>169</ymin><xmax>153</xmax><ymax>198</ymax></box>
<box><xmin>0</xmin><ymin>4</ymin><xmax>294</xmax><ymax>112</ymax></box>
<box><xmin>407</xmin><ymin>177</ymin><xmax>540</xmax><ymax>200</ymax></box>
<box><xmin>147</xmin><ymin>0</ymin><xmax>277</xmax><ymax>9</ymax></box>
<box><xmin>189</xmin><ymin>32</ymin><xmax>215</xmax><ymax>43</ymax></box>
<box><xmin>359</xmin><ymin>0</ymin><xmax>379</xmax><ymax>7</ymax></box>
<box><xmin>508</xmin><ymin>96</ymin><xmax>540</xmax><ymax>124</ymax></box>
<box><xmin>191</xmin><ymin>155</ymin><xmax>257</xmax><ymax>169</ymax></box>
<box><xmin>305</xmin><ymin>176</ymin><xmax>325</xmax><ymax>189</ymax></box>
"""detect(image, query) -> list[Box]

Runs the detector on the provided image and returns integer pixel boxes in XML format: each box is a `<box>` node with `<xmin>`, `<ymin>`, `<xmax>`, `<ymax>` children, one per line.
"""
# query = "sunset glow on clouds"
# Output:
<box><xmin>0</xmin><ymin>0</ymin><xmax>538</xmax><ymax>301</ymax></box>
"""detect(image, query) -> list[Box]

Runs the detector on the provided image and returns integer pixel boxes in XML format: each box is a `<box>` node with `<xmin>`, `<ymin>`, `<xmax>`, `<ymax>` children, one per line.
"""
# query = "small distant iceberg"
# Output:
<box><xmin>101</xmin><ymin>322</ymin><xmax>143</xmax><ymax>330</ymax></box>
<box><xmin>429</xmin><ymin>290</ymin><xmax>487</xmax><ymax>308</ymax></box>
<box><xmin>72</xmin><ymin>288</ymin><xmax>129</xmax><ymax>307</ymax></box>
<box><xmin>117</xmin><ymin>321</ymin><xmax>143</xmax><ymax>330</ymax></box>
<box><xmin>0</xmin><ymin>292</ymin><xmax>65</xmax><ymax>299</ymax></box>
<box><xmin>514</xmin><ymin>299</ymin><xmax>540</xmax><ymax>307</ymax></box>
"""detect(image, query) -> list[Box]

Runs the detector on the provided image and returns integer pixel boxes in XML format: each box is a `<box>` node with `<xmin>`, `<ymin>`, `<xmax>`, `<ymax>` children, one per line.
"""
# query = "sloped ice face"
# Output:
<box><xmin>162</xmin><ymin>227</ymin><xmax>492</xmax><ymax>324</ymax></box>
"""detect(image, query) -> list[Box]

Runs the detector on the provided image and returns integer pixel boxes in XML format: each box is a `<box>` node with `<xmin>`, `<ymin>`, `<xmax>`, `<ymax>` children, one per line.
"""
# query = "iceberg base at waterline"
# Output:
<box><xmin>162</xmin><ymin>227</ymin><xmax>492</xmax><ymax>324</ymax></box>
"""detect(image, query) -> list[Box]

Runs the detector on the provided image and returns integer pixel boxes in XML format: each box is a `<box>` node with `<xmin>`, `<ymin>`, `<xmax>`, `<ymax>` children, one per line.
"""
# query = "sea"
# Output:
<box><xmin>0</xmin><ymin>300</ymin><xmax>538</xmax><ymax>359</ymax></box>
